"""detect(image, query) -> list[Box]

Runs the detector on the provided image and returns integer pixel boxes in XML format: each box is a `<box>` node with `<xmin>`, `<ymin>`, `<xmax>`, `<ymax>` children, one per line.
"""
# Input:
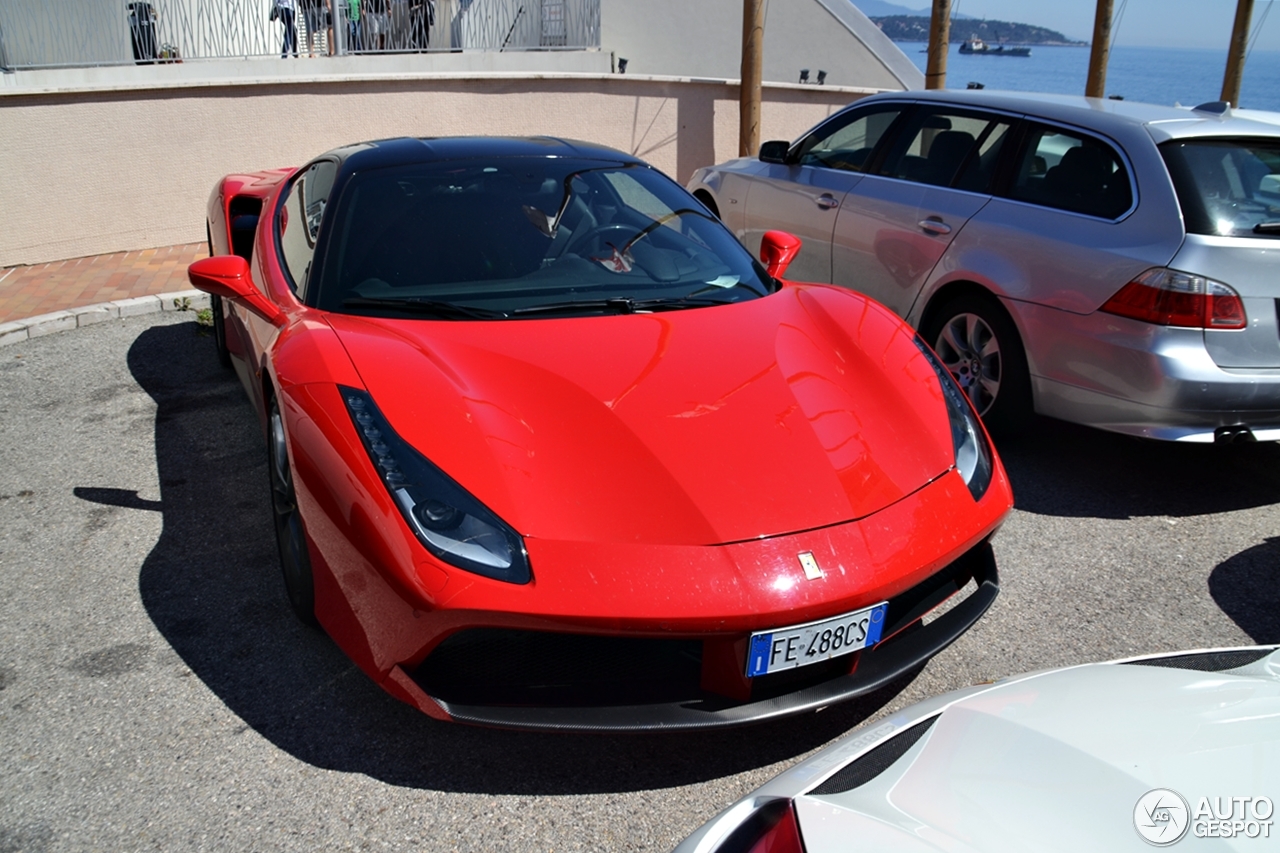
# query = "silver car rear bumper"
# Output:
<box><xmin>1016</xmin><ymin>300</ymin><xmax>1280</xmax><ymax>441</ymax></box>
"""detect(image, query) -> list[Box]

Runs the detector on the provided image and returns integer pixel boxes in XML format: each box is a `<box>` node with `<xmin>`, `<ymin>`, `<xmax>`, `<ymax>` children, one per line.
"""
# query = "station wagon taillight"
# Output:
<box><xmin>1101</xmin><ymin>268</ymin><xmax>1246</xmax><ymax>330</ymax></box>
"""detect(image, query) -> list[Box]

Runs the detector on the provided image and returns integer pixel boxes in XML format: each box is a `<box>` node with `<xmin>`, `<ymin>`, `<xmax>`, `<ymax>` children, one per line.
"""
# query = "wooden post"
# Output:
<box><xmin>1085</xmin><ymin>0</ymin><xmax>1114</xmax><ymax>98</ymax></box>
<box><xmin>925</xmin><ymin>0</ymin><xmax>951</xmax><ymax>90</ymax></box>
<box><xmin>739</xmin><ymin>0</ymin><xmax>765</xmax><ymax>157</ymax></box>
<box><xmin>1221</xmin><ymin>0</ymin><xmax>1255</xmax><ymax>106</ymax></box>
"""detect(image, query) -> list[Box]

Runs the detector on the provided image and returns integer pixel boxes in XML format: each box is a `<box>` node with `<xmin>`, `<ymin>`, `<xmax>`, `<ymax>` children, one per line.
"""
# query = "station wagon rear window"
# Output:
<box><xmin>1161</xmin><ymin>139</ymin><xmax>1280</xmax><ymax>239</ymax></box>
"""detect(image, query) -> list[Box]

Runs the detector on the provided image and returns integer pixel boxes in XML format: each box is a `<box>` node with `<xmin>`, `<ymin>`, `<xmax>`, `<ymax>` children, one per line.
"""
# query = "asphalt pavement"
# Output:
<box><xmin>1</xmin><ymin>312</ymin><xmax>1276</xmax><ymax>852</ymax></box>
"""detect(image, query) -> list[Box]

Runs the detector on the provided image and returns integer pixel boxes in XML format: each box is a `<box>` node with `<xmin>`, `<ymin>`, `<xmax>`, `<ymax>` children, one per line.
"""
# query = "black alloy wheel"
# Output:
<box><xmin>268</xmin><ymin>395</ymin><xmax>318</xmax><ymax>626</ymax></box>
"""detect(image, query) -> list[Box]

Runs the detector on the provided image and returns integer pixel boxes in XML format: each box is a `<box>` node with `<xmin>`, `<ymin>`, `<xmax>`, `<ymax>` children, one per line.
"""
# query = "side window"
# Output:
<box><xmin>878</xmin><ymin>110</ymin><xmax>1011</xmax><ymax>191</ymax></box>
<box><xmin>1007</xmin><ymin>126</ymin><xmax>1133</xmax><ymax>219</ymax></box>
<box><xmin>278</xmin><ymin>159</ymin><xmax>338</xmax><ymax>293</ymax></box>
<box><xmin>795</xmin><ymin>106</ymin><xmax>905</xmax><ymax>172</ymax></box>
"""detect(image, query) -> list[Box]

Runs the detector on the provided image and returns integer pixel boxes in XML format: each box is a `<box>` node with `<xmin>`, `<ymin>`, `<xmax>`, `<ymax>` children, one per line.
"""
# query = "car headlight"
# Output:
<box><xmin>341</xmin><ymin>387</ymin><xmax>531</xmax><ymax>584</ymax></box>
<box><xmin>913</xmin><ymin>338</ymin><xmax>994</xmax><ymax>501</ymax></box>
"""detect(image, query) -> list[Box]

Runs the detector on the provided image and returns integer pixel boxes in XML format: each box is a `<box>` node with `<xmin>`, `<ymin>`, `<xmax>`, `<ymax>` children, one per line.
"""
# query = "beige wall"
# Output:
<box><xmin>0</xmin><ymin>74</ymin><xmax>869</xmax><ymax>267</ymax></box>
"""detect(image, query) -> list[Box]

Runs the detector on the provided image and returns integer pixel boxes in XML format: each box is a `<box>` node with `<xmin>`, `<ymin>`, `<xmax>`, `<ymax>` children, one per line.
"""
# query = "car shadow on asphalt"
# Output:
<box><xmin>993</xmin><ymin>416</ymin><xmax>1280</xmax><ymax>519</ymax></box>
<box><xmin>122</xmin><ymin>321</ymin><xmax>923</xmax><ymax>796</ymax></box>
<box><xmin>1208</xmin><ymin>537</ymin><xmax>1280</xmax><ymax>643</ymax></box>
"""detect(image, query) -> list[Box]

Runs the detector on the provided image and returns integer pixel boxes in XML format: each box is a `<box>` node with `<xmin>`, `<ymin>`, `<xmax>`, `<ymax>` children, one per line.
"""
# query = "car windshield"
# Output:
<box><xmin>315</xmin><ymin>157</ymin><xmax>775</xmax><ymax>317</ymax></box>
<box><xmin>1161</xmin><ymin>138</ymin><xmax>1280</xmax><ymax>239</ymax></box>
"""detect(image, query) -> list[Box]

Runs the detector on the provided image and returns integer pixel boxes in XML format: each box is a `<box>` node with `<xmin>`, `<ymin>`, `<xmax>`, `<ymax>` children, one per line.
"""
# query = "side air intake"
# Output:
<box><xmin>810</xmin><ymin>715</ymin><xmax>939</xmax><ymax>795</ymax></box>
<box><xmin>1124</xmin><ymin>648</ymin><xmax>1272</xmax><ymax>673</ymax></box>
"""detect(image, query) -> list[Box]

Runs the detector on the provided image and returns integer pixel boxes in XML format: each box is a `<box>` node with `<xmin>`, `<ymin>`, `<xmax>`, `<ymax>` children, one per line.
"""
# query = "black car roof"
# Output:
<box><xmin>329</xmin><ymin>136</ymin><xmax>642</xmax><ymax>172</ymax></box>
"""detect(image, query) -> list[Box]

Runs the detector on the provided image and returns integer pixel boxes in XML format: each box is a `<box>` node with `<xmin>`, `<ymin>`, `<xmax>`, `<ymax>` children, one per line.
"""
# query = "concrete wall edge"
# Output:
<box><xmin>0</xmin><ymin>70</ymin><xmax>891</xmax><ymax>99</ymax></box>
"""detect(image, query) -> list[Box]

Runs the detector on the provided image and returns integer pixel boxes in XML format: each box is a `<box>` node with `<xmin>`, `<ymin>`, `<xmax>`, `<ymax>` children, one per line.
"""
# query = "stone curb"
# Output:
<box><xmin>0</xmin><ymin>290</ymin><xmax>211</xmax><ymax>347</ymax></box>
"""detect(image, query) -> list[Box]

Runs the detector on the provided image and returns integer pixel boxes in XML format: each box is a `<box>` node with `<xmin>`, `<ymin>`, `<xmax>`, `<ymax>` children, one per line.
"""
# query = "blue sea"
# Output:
<box><xmin>899</xmin><ymin>42</ymin><xmax>1280</xmax><ymax>113</ymax></box>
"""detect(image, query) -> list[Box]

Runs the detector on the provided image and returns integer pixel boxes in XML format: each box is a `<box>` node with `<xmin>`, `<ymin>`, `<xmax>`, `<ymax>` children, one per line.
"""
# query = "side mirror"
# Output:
<box><xmin>188</xmin><ymin>255</ymin><xmax>287</xmax><ymax>327</ymax></box>
<box><xmin>758</xmin><ymin>140</ymin><xmax>792</xmax><ymax>164</ymax></box>
<box><xmin>760</xmin><ymin>230</ymin><xmax>802</xmax><ymax>280</ymax></box>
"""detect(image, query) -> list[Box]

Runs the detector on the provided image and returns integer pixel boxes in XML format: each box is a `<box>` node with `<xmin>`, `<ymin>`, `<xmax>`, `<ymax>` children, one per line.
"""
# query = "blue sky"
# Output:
<box><xmin>951</xmin><ymin>0</ymin><xmax>1280</xmax><ymax>50</ymax></box>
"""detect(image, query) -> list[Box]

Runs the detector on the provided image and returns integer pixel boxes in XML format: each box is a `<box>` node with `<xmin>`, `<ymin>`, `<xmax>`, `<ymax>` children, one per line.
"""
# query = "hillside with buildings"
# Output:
<box><xmin>871</xmin><ymin>16</ymin><xmax>1086</xmax><ymax>45</ymax></box>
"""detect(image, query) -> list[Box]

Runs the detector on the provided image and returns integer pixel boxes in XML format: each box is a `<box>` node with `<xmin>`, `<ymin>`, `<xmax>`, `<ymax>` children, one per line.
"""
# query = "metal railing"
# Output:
<box><xmin>0</xmin><ymin>0</ymin><xmax>599</xmax><ymax>70</ymax></box>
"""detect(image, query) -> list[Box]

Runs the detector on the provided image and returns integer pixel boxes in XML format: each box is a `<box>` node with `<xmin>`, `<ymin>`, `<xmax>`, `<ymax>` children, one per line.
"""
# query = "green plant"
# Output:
<box><xmin>195</xmin><ymin>307</ymin><xmax>214</xmax><ymax>328</ymax></box>
<box><xmin>173</xmin><ymin>296</ymin><xmax>194</xmax><ymax>312</ymax></box>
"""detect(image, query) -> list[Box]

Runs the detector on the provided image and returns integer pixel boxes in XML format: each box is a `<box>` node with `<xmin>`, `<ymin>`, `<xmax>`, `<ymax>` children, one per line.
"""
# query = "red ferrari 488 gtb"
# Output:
<box><xmin>189</xmin><ymin>137</ymin><xmax>1012</xmax><ymax>730</ymax></box>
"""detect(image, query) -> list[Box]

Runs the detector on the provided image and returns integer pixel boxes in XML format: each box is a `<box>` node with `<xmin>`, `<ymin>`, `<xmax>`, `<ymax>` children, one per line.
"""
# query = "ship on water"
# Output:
<box><xmin>959</xmin><ymin>35</ymin><xmax>1031</xmax><ymax>56</ymax></box>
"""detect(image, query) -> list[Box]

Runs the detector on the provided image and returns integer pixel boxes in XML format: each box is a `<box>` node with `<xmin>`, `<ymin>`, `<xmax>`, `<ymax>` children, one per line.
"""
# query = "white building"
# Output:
<box><xmin>1</xmin><ymin>0</ymin><xmax>921</xmax><ymax>90</ymax></box>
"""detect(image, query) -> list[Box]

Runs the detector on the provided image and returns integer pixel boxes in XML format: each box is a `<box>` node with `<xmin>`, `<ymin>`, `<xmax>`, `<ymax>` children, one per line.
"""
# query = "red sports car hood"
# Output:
<box><xmin>325</xmin><ymin>286</ymin><xmax>954</xmax><ymax>546</ymax></box>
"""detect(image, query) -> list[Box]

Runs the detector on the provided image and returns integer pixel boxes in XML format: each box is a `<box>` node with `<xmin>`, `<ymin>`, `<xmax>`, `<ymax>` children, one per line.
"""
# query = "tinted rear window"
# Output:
<box><xmin>1007</xmin><ymin>125</ymin><xmax>1133</xmax><ymax>219</ymax></box>
<box><xmin>1161</xmin><ymin>138</ymin><xmax>1280</xmax><ymax>239</ymax></box>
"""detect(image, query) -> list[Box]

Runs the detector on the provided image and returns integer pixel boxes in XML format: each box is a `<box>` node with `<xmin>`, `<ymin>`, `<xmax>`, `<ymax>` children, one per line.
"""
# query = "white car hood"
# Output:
<box><xmin>793</xmin><ymin>649</ymin><xmax>1280</xmax><ymax>851</ymax></box>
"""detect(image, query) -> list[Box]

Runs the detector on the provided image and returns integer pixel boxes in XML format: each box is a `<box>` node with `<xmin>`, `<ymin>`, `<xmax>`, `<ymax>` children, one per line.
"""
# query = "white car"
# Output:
<box><xmin>689</xmin><ymin>91</ymin><xmax>1280</xmax><ymax>441</ymax></box>
<box><xmin>674</xmin><ymin>646</ymin><xmax>1280</xmax><ymax>852</ymax></box>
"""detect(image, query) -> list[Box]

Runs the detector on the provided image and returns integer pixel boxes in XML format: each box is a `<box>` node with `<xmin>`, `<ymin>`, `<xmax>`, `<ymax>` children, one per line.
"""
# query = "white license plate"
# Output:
<box><xmin>745</xmin><ymin>602</ymin><xmax>888</xmax><ymax>677</ymax></box>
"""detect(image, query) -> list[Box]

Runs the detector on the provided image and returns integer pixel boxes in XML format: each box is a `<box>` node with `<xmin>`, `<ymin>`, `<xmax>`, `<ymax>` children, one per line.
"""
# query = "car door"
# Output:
<box><xmin>831</xmin><ymin>106</ymin><xmax>1013</xmax><ymax>319</ymax></box>
<box><xmin>741</xmin><ymin>103</ymin><xmax>908</xmax><ymax>283</ymax></box>
<box><xmin>951</xmin><ymin>121</ymin><xmax>1155</xmax><ymax>315</ymax></box>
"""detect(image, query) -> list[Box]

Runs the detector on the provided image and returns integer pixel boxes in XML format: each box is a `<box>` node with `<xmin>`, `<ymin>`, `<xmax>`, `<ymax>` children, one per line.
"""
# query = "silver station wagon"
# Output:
<box><xmin>688</xmin><ymin>91</ymin><xmax>1280</xmax><ymax>441</ymax></box>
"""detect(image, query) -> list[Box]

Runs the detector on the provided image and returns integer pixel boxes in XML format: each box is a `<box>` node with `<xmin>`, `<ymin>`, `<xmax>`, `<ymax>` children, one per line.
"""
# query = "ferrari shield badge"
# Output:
<box><xmin>798</xmin><ymin>551</ymin><xmax>824</xmax><ymax>580</ymax></box>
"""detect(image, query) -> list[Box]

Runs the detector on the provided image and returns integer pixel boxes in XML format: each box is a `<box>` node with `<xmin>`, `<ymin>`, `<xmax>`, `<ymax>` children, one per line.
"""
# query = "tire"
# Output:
<box><xmin>268</xmin><ymin>395</ymin><xmax>318</xmax><ymax>626</ymax></box>
<box><xmin>921</xmin><ymin>293</ymin><xmax>1032</xmax><ymax>437</ymax></box>
<box><xmin>210</xmin><ymin>293</ymin><xmax>232</xmax><ymax>368</ymax></box>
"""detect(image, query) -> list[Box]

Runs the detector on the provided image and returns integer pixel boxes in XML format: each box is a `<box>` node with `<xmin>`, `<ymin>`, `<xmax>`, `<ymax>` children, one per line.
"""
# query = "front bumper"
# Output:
<box><xmin>401</xmin><ymin>540</ymin><xmax>998</xmax><ymax>731</ymax></box>
<box><xmin>289</xmin><ymin>381</ymin><xmax>1012</xmax><ymax>730</ymax></box>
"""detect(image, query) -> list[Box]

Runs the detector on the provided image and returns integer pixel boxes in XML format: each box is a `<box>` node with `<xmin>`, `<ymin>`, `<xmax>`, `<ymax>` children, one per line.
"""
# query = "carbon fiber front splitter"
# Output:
<box><xmin>430</xmin><ymin>541</ymin><xmax>1000</xmax><ymax>732</ymax></box>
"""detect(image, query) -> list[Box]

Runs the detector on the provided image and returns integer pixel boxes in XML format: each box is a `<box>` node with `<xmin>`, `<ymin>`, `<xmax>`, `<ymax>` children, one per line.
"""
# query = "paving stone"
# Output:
<box><xmin>113</xmin><ymin>295</ymin><xmax>163</xmax><ymax>317</ymax></box>
<box><xmin>0</xmin><ymin>321</ymin><xmax>28</xmax><ymax>347</ymax></box>
<box><xmin>159</xmin><ymin>290</ymin><xmax>210</xmax><ymax>312</ymax></box>
<box><xmin>74</xmin><ymin>304</ymin><xmax>119</xmax><ymax>326</ymax></box>
<box><xmin>0</xmin><ymin>242</ymin><xmax>208</xmax><ymax>325</ymax></box>
<box><xmin>26</xmin><ymin>311</ymin><xmax>77</xmax><ymax>338</ymax></box>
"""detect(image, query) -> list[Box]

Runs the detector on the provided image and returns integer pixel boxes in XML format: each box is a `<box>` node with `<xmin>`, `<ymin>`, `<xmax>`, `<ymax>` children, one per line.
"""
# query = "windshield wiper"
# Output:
<box><xmin>342</xmin><ymin>296</ymin><xmax>509</xmax><ymax>320</ymax></box>
<box><xmin>1254</xmin><ymin>221</ymin><xmax>1280</xmax><ymax>234</ymax></box>
<box><xmin>511</xmin><ymin>297</ymin><xmax>639</xmax><ymax>316</ymax></box>
<box><xmin>511</xmin><ymin>294</ymin><xmax>739</xmax><ymax>317</ymax></box>
<box><xmin>631</xmin><ymin>294</ymin><xmax>743</xmax><ymax>311</ymax></box>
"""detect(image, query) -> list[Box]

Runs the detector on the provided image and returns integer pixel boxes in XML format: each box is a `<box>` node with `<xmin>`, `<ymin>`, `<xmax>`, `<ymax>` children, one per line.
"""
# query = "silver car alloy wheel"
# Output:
<box><xmin>935</xmin><ymin>312</ymin><xmax>1002</xmax><ymax>417</ymax></box>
